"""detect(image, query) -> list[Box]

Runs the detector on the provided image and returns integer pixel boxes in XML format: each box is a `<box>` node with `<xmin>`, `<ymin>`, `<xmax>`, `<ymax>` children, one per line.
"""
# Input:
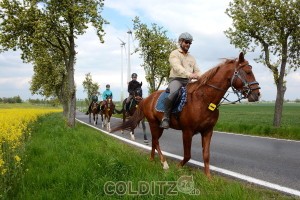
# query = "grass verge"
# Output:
<box><xmin>9</xmin><ymin>113</ymin><xmax>297</xmax><ymax>199</ymax></box>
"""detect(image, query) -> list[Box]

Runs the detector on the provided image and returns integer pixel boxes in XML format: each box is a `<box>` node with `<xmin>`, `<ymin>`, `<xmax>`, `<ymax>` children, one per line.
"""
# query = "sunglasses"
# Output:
<box><xmin>184</xmin><ymin>40</ymin><xmax>192</xmax><ymax>44</ymax></box>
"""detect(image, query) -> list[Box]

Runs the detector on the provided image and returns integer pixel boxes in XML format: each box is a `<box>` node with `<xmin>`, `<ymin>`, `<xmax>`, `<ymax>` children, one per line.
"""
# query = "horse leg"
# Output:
<box><xmin>95</xmin><ymin>114</ymin><xmax>98</xmax><ymax>125</ymax></box>
<box><xmin>93</xmin><ymin>114</ymin><xmax>96</xmax><ymax>125</ymax></box>
<box><xmin>101</xmin><ymin>114</ymin><xmax>104</xmax><ymax>128</ymax></box>
<box><xmin>130</xmin><ymin>129</ymin><xmax>135</xmax><ymax>141</ymax></box>
<box><xmin>107</xmin><ymin>116</ymin><xmax>110</xmax><ymax>131</ymax></box>
<box><xmin>201</xmin><ymin>129</ymin><xmax>213</xmax><ymax>178</ymax></box>
<box><xmin>178</xmin><ymin>129</ymin><xmax>193</xmax><ymax>167</ymax></box>
<box><xmin>121</xmin><ymin>111</ymin><xmax>126</xmax><ymax>134</ymax></box>
<box><xmin>89</xmin><ymin>113</ymin><xmax>91</xmax><ymax>124</ymax></box>
<box><xmin>149</xmin><ymin>123</ymin><xmax>168</xmax><ymax>169</ymax></box>
<box><xmin>107</xmin><ymin>116</ymin><xmax>111</xmax><ymax>131</ymax></box>
<box><xmin>141</xmin><ymin>118</ymin><xmax>148</xmax><ymax>144</ymax></box>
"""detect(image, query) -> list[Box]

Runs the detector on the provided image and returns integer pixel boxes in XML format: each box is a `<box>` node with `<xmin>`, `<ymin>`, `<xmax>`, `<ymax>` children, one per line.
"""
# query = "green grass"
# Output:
<box><xmin>9</xmin><ymin>113</ymin><xmax>297</xmax><ymax>199</ymax></box>
<box><xmin>214</xmin><ymin>103</ymin><xmax>300</xmax><ymax>140</ymax></box>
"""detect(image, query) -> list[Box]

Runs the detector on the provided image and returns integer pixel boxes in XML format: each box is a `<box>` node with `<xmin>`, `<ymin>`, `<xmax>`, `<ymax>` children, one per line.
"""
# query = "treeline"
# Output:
<box><xmin>28</xmin><ymin>98</ymin><xmax>60</xmax><ymax>106</ymax></box>
<box><xmin>0</xmin><ymin>96</ymin><xmax>22</xmax><ymax>103</ymax></box>
<box><xmin>0</xmin><ymin>96</ymin><xmax>60</xmax><ymax>106</ymax></box>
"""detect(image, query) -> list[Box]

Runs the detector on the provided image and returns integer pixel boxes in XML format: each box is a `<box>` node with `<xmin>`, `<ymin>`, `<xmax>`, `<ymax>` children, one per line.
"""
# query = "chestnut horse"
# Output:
<box><xmin>115</xmin><ymin>87</ymin><xmax>148</xmax><ymax>143</ymax></box>
<box><xmin>89</xmin><ymin>102</ymin><xmax>99</xmax><ymax>125</ymax></box>
<box><xmin>100</xmin><ymin>97</ymin><xmax>115</xmax><ymax>131</ymax></box>
<box><xmin>111</xmin><ymin>52</ymin><xmax>260</xmax><ymax>177</ymax></box>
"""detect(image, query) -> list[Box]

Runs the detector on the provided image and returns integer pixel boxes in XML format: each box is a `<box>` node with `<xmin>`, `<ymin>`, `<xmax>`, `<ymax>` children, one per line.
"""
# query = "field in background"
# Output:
<box><xmin>216</xmin><ymin>103</ymin><xmax>300</xmax><ymax>140</ymax></box>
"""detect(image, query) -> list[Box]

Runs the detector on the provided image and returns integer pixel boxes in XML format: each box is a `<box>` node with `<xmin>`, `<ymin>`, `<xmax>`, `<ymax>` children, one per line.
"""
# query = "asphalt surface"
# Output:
<box><xmin>76</xmin><ymin>110</ymin><xmax>300</xmax><ymax>195</ymax></box>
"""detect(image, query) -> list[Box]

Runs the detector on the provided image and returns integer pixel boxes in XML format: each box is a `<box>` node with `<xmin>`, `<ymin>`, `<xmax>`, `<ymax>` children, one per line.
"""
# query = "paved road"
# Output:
<box><xmin>76</xmin><ymin>111</ymin><xmax>300</xmax><ymax>195</ymax></box>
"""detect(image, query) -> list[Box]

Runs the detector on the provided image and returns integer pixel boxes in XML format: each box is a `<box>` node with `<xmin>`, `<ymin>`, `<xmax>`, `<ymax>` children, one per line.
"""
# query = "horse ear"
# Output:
<box><xmin>239</xmin><ymin>52</ymin><xmax>245</xmax><ymax>63</ymax></box>
<box><xmin>140</xmin><ymin>81</ymin><xmax>142</xmax><ymax>86</ymax></box>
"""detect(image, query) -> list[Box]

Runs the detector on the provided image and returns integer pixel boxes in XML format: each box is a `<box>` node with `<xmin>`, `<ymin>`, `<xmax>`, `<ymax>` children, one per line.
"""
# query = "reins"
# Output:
<box><xmin>188</xmin><ymin>60</ymin><xmax>260</xmax><ymax>109</ymax></box>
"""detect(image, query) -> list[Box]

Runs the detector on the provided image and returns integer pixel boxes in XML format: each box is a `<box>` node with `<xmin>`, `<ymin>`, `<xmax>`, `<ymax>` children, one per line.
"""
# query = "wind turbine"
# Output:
<box><xmin>118</xmin><ymin>38</ymin><xmax>126</xmax><ymax>102</ymax></box>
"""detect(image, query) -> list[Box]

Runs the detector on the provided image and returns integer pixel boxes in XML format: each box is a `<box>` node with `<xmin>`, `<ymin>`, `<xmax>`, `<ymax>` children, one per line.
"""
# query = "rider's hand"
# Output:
<box><xmin>188</xmin><ymin>73</ymin><xmax>199</xmax><ymax>80</ymax></box>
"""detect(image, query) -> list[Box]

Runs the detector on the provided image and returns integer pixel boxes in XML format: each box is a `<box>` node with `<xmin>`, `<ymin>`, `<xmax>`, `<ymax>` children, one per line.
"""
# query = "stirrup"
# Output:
<box><xmin>160</xmin><ymin>117</ymin><xmax>170</xmax><ymax>129</ymax></box>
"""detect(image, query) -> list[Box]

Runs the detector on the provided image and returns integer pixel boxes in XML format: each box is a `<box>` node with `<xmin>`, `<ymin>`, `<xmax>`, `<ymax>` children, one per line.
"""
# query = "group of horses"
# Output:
<box><xmin>88</xmin><ymin>97</ymin><xmax>115</xmax><ymax>131</ymax></box>
<box><xmin>87</xmin><ymin>85</ymin><xmax>148</xmax><ymax>143</ymax></box>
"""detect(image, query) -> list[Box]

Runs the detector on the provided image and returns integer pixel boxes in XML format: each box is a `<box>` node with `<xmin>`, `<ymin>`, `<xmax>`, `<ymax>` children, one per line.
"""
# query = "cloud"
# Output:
<box><xmin>0</xmin><ymin>1</ymin><xmax>299</xmax><ymax>101</ymax></box>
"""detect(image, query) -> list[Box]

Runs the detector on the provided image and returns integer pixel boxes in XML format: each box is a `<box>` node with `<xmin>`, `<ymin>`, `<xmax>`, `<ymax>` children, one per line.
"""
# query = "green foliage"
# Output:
<box><xmin>82</xmin><ymin>72</ymin><xmax>100</xmax><ymax>100</ymax></box>
<box><xmin>9</xmin><ymin>113</ymin><xmax>294</xmax><ymax>199</ymax></box>
<box><xmin>225</xmin><ymin>0</ymin><xmax>300</xmax><ymax>70</ymax></box>
<box><xmin>133</xmin><ymin>16</ymin><xmax>177</xmax><ymax>94</ymax></box>
<box><xmin>0</xmin><ymin>0</ymin><xmax>108</xmax><ymax>126</ymax></box>
<box><xmin>0</xmin><ymin>96</ymin><xmax>22</xmax><ymax>103</ymax></box>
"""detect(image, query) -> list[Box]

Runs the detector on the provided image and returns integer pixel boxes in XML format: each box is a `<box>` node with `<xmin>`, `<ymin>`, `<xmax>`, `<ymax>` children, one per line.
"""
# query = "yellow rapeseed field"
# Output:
<box><xmin>0</xmin><ymin>108</ymin><xmax>61</xmax><ymax>177</ymax></box>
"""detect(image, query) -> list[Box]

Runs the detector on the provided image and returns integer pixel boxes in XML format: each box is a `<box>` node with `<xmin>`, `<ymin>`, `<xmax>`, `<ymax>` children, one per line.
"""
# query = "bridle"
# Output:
<box><xmin>230</xmin><ymin>63</ymin><xmax>260</xmax><ymax>101</ymax></box>
<box><xmin>134</xmin><ymin>88</ymin><xmax>143</xmax><ymax>102</ymax></box>
<box><xmin>105</xmin><ymin>97</ymin><xmax>114</xmax><ymax>112</ymax></box>
<box><xmin>91</xmin><ymin>102</ymin><xmax>98</xmax><ymax>111</ymax></box>
<box><xmin>206</xmin><ymin>61</ymin><xmax>260</xmax><ymax>104</ymax></box>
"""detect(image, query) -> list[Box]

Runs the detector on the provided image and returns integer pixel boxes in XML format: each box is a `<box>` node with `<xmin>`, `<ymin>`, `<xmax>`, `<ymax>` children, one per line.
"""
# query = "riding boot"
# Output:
<box><xmin>85</xmin><ymin>105</ymin><xmax>91</xmax><ymax>115</ymax></box>
<box><xmin>160</xmin><ymin>98</ymin><xmax>173</xmax><ymax>129</ymax></box>
<box><xmin>125</xmin><ymin>102</ymin><xmax>130</xmax><ymax>116</ymax></box>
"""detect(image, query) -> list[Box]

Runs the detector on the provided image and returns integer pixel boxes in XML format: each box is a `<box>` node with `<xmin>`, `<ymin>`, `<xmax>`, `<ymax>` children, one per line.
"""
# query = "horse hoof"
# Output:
<box><xmin>162</xmin><ymin>161</ymin><xmax>169</xmax><ymax>170</ymax></box>
<box><xmin>144</xmin><ymin>139</ymin><xmax>149</xmax><ymax>144</ymax></box>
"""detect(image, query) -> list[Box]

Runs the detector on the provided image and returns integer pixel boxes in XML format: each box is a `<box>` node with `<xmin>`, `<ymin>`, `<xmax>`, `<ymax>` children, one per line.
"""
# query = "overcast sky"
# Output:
<box><xmin>1</xmin><ymin>0</ymin><xmax>299</xmax><ymax>101</ymax></box>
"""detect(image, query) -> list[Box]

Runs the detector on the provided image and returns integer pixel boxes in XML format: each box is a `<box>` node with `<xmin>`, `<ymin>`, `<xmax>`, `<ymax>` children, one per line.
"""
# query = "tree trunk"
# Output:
<box><xmin>273</xmin><ymin>84</ymin><xmax>286</xmax><ymax>127</ymax></box>
<box><xmin>273</xmin><ymin>58</ymin><xmax>287</xmax><ymax>127</ymax></box>
<box><xmin>66</xmin><ymin>38</ymin><xmax>76</xmax><ymax>127</ymax></box>
<box><xmin>62</xmin><ymin>99</ymin><xmax>69</xmax><ymax>117</ymax></box>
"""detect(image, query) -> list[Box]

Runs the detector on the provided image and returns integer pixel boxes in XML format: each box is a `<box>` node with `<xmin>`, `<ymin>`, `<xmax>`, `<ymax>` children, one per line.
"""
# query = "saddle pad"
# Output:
<box><xmin>155</xmin><ymin>87</ymin><xmax>187</xmax><ymax>113</ymax></box>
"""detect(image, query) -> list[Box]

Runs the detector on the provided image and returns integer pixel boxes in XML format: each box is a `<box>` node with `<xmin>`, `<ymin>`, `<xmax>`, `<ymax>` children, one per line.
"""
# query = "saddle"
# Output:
<box><xmin>155</xmin><ymin>87</ymin><xmax>187</xmax><ymax>113</ymax></box>
<box><xmin>125</xmin><ymin>97</ymin><xmax>139</xmax><ymax>111</ymax></box>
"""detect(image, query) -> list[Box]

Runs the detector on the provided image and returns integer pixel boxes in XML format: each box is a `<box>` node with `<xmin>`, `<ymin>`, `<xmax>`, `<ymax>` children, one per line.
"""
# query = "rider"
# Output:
<box><xmin>160</xmin><ymin>32</ymin><xmax>201</xmax><ymax>129</ymax></box>
<box><xmin>126</xmin><ymin>73</ymin><xmax>142</xmax><ymax>114</ymax></box>
<box><xmin>85</xmin><ymin>91</ymin><xmax>98</xmax><ymax>115</ymax></box>
<box><xmin>100</xmin><ymin>84</ymin><xmax>113</xmax><ymax>111</ymax></box>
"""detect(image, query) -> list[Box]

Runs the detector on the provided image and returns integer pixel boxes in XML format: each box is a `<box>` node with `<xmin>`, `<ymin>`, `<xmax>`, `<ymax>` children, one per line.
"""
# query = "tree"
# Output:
<box><xmin>0</xmin><ymin>0</ymin><xmax>107</xmax><ymax>127</ymax></box>
<box><xmin>225</xmin><ymin>0</ymin><xmax>300</xmax><ymax>127</ymax></box>
<box><xmin>82</xmin><ymin>72</ymin><xmax>100</xmax><ymax>103</ymax></box>
<box><xmin>133</xmin><ymin>16</ymin><xmax>177</xmax><ymax>94</ymax></box>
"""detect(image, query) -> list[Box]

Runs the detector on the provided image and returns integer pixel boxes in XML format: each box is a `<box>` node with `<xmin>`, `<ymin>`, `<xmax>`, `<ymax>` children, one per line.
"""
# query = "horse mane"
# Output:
<box><xmin>188</xmin><ymin>58</ymin><xmax>236</xmax><ymax>93</ymax></box>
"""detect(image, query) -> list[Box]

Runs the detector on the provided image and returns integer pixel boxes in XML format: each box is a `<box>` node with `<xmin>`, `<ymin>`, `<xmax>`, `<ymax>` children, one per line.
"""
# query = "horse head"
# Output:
<box><xmin>230</xmin><ymin>52</ymin><xmax>261</xmax><ymax>102</ymax></box>
<box><xmin>106</xmin><ymin>96</ymin><xmax>114</xmax><ymax>110</ymax></box>
<box><xmin>91</xmin><ymin>102</ymin><xmax>99</xmax><ymax>113</ymax></box>
<box><xmin>134</xmin><ymin>86</ymin><xmax>143</xmax><ymax>102</ymax></box>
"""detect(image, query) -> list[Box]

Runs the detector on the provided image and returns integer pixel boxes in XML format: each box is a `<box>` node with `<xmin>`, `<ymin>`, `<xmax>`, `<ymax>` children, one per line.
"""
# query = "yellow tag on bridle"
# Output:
<box><xmin>208</xmin><ymin>103</ymin><xmax>217</xmax><ymax>111</ymax></box>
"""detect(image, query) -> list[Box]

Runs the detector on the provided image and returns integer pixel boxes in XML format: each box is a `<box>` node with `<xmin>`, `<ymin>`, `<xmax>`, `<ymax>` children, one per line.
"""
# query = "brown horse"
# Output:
<box><xmin>100</xmin><ymin>97</ymin><xmax>115</xmax><ymax>131</ymax></box>
<box><xmin>88</xmin><ymin>101</ymin><xmax>99</xmax><ymax>125</ymax></box>
<box><xmin>111</xmin><ymin>52</ymin><xmax>260</xmax><ymax>177</ymax></box>
<box><xmin>115</xmin><ymin>87</ymin><xmax>148</xmax><ymax>143</ymax></box>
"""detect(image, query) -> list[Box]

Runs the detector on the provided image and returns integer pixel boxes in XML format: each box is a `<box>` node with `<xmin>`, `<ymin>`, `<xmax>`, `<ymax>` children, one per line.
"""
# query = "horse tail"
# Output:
<box><xmin>110</xmin><ymin>100</ymin><xmax>145</xmax><ymax>133</ymax></box>
<box><xmin>114</xmin><ymin>107</ymin><xmax>124</xmax><ymax>114</ymax></box>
